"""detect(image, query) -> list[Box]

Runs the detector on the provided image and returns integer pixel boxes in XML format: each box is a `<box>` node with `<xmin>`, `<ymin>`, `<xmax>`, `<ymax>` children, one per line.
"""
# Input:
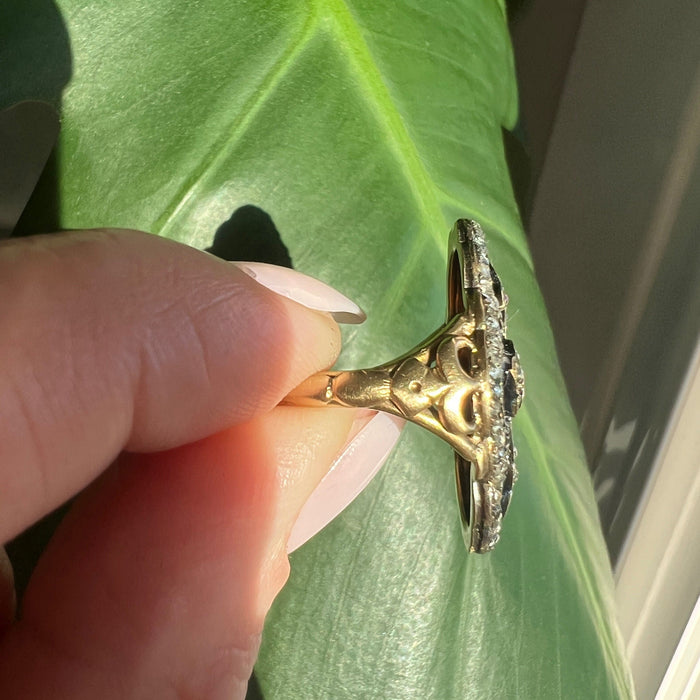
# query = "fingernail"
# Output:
<box><xmin>287</xmin><ymin>412</ymin><xmax>404</xmax><ymax>552</ymax></box>
<box><xmin>233</xmin><ymin>262</ymin><xmax>366</xmax><ymax>324</ymax></box>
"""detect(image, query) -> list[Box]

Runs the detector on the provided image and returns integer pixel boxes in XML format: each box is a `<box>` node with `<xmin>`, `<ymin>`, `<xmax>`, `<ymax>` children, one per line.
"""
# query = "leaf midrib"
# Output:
<box><xmin>155</xmin><ymin>1</ymin><xmax>457</xmax><ymax>252</ymax></box>
<box><xmin>321</xmin><ymin>0</ymin><xmax>446</xmax><ymax>249</ymax></box>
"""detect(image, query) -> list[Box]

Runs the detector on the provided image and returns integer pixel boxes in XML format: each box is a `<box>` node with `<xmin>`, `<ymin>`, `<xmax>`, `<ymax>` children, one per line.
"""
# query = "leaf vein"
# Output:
<box><xmin>153</xmin><ymin>12</ymin><xmax>320</xmax><ymax>237</ymax></box>
<box><xmin>322</xmin><ymin>0</ymin><xmax>449</xmax><ymax>250</ymax></box>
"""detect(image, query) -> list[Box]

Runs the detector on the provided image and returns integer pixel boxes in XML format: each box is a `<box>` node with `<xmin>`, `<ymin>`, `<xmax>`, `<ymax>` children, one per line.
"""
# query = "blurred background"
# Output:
<box><xmin>508</xmin><ymin>1</ymin><xmax>700</xmax><ymax>698</ymax></box>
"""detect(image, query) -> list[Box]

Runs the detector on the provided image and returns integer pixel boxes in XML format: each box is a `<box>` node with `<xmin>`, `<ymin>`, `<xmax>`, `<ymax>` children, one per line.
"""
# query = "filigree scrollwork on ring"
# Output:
<box><xmin>284</xmin><ymin>219</ymin><xmax>524</xmax><ymax>552</ymax></box>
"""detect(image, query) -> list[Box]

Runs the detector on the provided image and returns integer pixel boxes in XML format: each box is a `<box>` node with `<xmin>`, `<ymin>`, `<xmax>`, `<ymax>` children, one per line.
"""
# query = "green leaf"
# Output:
<box><xmin>4</xmin><ymin>1</ymin><xmax>633</xmax><ymax>696</ymax></box>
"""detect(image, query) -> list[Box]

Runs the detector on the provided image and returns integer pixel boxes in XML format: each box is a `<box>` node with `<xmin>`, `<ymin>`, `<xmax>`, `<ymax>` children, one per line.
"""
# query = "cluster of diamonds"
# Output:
<box><xmin>463</xmin><ymin>221</ymin><xmax>521</xmax><ymax>551</ymax></box>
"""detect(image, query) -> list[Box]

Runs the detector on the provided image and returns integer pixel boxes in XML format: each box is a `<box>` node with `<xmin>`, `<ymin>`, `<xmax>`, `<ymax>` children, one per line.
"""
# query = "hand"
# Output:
<box><xmin>0</xmin><ymin>229</ymin><xmax>401</xmax><ymax>698</ymax></box>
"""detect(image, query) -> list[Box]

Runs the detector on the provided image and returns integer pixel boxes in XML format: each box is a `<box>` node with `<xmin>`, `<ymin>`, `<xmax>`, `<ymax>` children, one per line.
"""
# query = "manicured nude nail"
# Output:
<box><xmin>287</xmin><ymin>412</ymin><xmax>404</xmax><ymax>552</ymax></box>
<box><xmin>233</xmin><ymin>262</ymin><xmax>366</xmax><ymax>324</ymax></box>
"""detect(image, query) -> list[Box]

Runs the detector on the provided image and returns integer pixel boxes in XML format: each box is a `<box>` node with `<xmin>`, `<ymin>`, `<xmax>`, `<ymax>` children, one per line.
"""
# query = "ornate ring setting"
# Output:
<box><xmin>284</xmin><ymin>220</ymin><xmax>524</xmax><ymax>552</ymax></box>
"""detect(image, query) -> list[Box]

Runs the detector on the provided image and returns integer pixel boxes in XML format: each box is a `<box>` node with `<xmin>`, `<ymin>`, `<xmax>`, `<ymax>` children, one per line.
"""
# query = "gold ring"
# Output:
<box><xmin>284</xmin><ymin>220</ymin><xmax>524</xmax><ymax>552</ymax></box>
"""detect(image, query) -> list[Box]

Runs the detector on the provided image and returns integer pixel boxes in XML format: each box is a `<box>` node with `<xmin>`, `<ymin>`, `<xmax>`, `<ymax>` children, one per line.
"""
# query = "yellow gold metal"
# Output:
<box><xmin>286</xmin><ymin>314</ymin><xmax>482</xmax><ymax>462</ymax></box>
<box><xmin>284</xmin><ymin>220</ymin><xmax>524</xmax><ymax>552</ymax></box>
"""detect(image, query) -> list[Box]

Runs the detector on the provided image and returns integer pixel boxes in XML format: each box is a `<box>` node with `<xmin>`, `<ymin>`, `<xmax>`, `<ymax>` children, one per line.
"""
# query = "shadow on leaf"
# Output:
<box><xmin>208</xmin><ymin>205</ymin><xmax>293</xmax><ymax>268</ymax></box>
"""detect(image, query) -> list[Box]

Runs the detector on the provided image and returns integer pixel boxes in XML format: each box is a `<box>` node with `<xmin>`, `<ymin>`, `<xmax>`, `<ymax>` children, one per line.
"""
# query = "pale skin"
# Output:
<box><xmin>0</xmin><ymin>229</ymin><xmax>357</xmax><ymax>699</ymax></box>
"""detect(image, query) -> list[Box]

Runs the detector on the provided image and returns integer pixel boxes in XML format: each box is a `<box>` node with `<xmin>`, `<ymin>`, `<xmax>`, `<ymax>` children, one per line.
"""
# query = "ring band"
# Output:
<box><xmin>284</xmin><ymin>220</ymin><xmax>524</xmax><ymax>552</ymax></box>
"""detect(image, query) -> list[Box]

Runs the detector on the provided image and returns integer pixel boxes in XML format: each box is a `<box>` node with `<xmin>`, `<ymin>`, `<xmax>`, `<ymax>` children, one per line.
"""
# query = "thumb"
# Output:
<box><xmin>0</xmin><ymin>407</ymin><xmax>358</xmax><ymax>699</ymax></box>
